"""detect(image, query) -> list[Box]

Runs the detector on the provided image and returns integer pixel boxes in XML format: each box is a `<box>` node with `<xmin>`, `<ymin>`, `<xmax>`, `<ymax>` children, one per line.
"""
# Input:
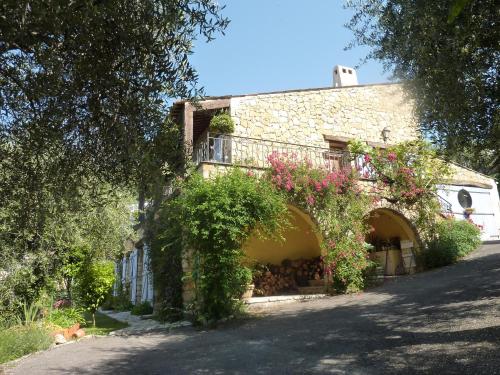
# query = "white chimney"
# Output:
<box><xmin>333</xmin><ymin>65</ymin><xmax>358</xmax><ymax>87</ymax></box>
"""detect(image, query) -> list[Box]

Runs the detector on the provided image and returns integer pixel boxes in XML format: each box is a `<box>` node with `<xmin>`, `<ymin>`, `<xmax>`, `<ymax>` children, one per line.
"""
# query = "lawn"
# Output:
<box><xmin>83</xmin><ymin>311</ymin><xmax>128</xmax><ymax>335</ymax></box>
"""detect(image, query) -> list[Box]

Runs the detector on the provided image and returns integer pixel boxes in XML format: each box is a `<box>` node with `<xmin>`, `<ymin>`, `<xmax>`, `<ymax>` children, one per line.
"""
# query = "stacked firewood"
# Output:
<box><xmin>252</xmin><ymin>257</ymin><xmax>324</xmax><ymax>296</ymax></box>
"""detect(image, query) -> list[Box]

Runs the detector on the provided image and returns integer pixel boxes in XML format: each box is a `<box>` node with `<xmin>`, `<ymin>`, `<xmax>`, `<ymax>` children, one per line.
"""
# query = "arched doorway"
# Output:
<box><xmin>243</xmin><ymin>206</ymin><xmax>323</xmax><ymax>296</ymax></box>
<box><xmin>244</xmin><ymin>205</ymin><xmax>322</xmax><ymax>265</ymax></box>
<box><xmin>366</xmin><ymin>208</ymin><xmax>419</xmax><ymax>275</ymax></box>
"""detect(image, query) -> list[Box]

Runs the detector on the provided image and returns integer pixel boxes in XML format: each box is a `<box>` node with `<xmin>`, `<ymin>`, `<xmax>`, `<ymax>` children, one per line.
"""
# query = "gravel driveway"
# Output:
<box><xmin>6</xmin><ymin>244</ymin><xmax>500</xmax><ymax>374</ymax></box>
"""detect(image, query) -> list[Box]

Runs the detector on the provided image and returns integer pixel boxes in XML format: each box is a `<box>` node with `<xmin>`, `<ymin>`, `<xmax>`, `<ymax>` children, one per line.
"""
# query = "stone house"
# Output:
<box><xmin>121</xmin><ymin>66</ymin><xmax>500</xmax><ymax>305</ymax></box>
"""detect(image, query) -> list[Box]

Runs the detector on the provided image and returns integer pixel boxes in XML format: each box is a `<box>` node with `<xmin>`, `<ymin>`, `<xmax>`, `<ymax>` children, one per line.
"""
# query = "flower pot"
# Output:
<box><xmin>52</xmin><ymin>323</ymin><xmax>80</xmax><ymax>340</ymax></box>
<box><xmin>241</xmin><ymin>284</ymin><xmax>255</xmax><ymax>300</ymax></box>
<box><xmin>63</xmin><ymin>323</ymin><xmax>81</xmax><ymax>340</ymax></box>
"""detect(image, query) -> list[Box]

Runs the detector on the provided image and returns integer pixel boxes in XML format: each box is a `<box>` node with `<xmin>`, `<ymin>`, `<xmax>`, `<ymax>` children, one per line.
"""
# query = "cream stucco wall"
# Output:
<box><xmin>244</xmin><ymin>206</ymin><xmax>322</xmax><ymax>265</ymax></box>
<box><xmin>229</xmin><ymin>83</ymin><xmax>419</xmax><ymax>148</ymax></box>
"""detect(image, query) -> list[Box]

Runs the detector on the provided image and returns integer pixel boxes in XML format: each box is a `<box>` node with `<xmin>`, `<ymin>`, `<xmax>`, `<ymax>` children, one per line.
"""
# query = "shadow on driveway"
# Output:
<box><xmin>11</xmin><ymin>245</ymin><xmax>500</xmax><ymax>375</ymax></box>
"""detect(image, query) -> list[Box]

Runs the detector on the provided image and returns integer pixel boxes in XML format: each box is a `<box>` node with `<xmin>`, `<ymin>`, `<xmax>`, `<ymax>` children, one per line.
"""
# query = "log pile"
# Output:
<box><xmin>252</xmin><ymin>257</ymin><xmax>324</xmax><ymax>297</ymax></box>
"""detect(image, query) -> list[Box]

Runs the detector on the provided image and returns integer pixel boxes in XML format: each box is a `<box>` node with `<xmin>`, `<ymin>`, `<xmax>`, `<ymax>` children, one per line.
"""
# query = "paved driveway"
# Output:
<box><xmin>6</xmin><ymin>244</ymin><xmax>500</xmax><ymax>374</ymax></box>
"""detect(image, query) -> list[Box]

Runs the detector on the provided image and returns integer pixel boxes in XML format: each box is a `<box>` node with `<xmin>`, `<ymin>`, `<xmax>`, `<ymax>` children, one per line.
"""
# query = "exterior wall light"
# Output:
<box><xmin>381</xmin><ymin>127</ymin><xmax>391</xmax><ymax>142</ymax></box>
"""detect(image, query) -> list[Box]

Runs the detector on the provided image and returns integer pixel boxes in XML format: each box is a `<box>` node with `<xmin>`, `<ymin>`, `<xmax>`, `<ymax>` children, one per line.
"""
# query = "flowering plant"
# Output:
<box><xmin>265</xmin><ymin>151</ymin><xmax>372</xmax><ymax>292</ymax></box>
<box><xmin>350</xmin><ymin>140</ymin><xmax>451</xmax><ymax>239</ymax></box>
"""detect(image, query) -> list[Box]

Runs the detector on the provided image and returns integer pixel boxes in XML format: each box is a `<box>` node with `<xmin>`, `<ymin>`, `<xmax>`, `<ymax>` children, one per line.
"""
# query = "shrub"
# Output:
<box><xmin>45</xmin><ymin>308</ymin><xmax>85</xmax><ymax>328</ymax></box>
<box><xmin>423</xmin><ymin>219</ymin><xmax>481</xmax><ymax>268</ymax></box>
<box><xmin>172</xmin><ymin>169</ymin><xmax>288</xmax><ymax>323</ymax></box>
<box><xmin>101</xmin><ymin>286</ymin><xmax>133</xmax><ymax>312</ymax></box>
<box><xmin>74</xmin><ymin>260</ymin><xmax>115</xmax><ymax>326</ymax></box>
<box><xmin>131</xmin><ymin>301</ymin><xmax>154</xmax><ymax>316</ymax></box>
<box><xmin>209</xmin><ymin>112</ymin><xmax>235</xmax><ymax>134</ymax></box>
<box><xmin>17</xmin><ymin>302</ymin><xmax>40</xmax><ymax>326</ymax></box>
<box><xmin>0</xmin><ymin>325</ymin><xmax>52</xmax><ymax>364</ymax></box>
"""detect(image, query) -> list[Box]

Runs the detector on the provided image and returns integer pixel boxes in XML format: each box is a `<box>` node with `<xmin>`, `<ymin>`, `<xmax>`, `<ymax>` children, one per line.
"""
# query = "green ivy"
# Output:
<box><xmin>163</xmin><ymin>169</ymin><xmax>288</xmax><ymax>324</ymax></box>
<box><xmin>148</xmin><ymin>198</ymin><xmax>185</xmax><ymax>322</ymax></box>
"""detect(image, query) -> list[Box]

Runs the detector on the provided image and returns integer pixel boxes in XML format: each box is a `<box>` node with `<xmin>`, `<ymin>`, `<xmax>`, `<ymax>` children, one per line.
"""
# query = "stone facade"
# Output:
<box><xmin>229</xmin><ymin>83</ymin><xmax>419</xmax><ymax>148</ymax></box>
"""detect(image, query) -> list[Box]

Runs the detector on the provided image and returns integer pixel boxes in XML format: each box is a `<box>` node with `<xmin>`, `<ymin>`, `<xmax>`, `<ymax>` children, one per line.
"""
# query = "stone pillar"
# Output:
<box><xmin>181</xmin><ymin>247</ymin><xmax>196</xmax><ymax>304</ymax></box>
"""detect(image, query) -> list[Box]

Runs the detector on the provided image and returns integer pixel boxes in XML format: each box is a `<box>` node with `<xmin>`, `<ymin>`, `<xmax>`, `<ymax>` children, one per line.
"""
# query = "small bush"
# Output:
<box><xmin>0</xmin><ymin>325</ymin><xmax>52</xmax><ymax>364</ymax></box>
<box><xmin>102</xmin><ymin>288</ymin><xmax>133</xmax><ymax>312</ymax></box>
<box><xmin>131</xmin><ymin>301</ymin><xmax>153</xmax><ymax>316</ymax></box>
<box><xmin>423</xmin><ymin>219</ymin><xmax>481</xmax><ymax>268</ymax></box>
<box><xmin>45</xmin><ymin>308</ymin><xmax>85</xmax><ymax>328</ymax></box>
<box><xmin>209</xmin><ymin>112</ymin><xmax>235</xmax><ymax>134</ymax></box>
<box><xmin>74</xmin><ymin>260</ymin><xmax>115</xmax><ymax>326</ymax></box>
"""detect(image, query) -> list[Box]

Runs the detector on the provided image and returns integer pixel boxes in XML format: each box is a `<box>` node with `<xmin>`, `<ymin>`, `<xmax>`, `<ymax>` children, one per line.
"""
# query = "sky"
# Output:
<box><xmin>190</xmin><ymin>0</ymin><xmax>390</xmax><ymax>97</ymax></box>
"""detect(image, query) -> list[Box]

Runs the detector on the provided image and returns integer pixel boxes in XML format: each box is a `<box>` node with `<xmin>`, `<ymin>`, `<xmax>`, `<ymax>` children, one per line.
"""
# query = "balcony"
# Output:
<box><xmin>193</xmin><ymin>133</ymin><xmax>351</xmax><ymax>171</ymax></box>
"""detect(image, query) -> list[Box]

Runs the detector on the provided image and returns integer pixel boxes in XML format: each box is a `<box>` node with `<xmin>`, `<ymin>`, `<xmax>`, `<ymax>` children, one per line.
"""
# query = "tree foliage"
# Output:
<box><xmin>0</xmin><ymin>1</ymin><xmax>225</xmax><ymax>317</ymax></box>
<box><xmin>0</xmin><ymin>189</ymin><xmax>135</xmax><ymax>323</ymax></box>
<box><xmin>346</xmin><ymin>0</ymin><xmax>499</xmax><ymax>178</ymax></box>
<box><xmin>0</xmin><ymin>0</ymin><xmax>229</xmax><ymax>186</ymax></box>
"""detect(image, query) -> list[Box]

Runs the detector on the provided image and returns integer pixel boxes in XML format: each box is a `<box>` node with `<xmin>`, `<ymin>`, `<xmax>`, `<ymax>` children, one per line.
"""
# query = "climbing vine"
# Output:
<box><xmin>160</xmin><ymin>169</ymin><xmax>289</xmax><ymax>324</ymax></box>
<box><xmin>265</xmin><ymin>152</ymin><xmax>372</xmax><ymax>292</ymax></box>
<box><xmin>349</xmin><ymin>140</ymin><xmax>451</xmax><ymax>240</ymax></box>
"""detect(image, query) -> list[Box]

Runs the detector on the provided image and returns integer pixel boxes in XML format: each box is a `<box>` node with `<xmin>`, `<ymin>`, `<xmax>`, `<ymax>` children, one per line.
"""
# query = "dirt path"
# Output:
<box><xmin>6</xmin><ymin>244</ymin><xmax>500</xmax><ymax>374</ymax></box>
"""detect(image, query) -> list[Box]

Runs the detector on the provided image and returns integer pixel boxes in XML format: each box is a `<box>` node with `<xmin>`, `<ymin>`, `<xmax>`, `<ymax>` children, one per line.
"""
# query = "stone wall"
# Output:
<box><xmin>229</xmin><ymin>83</ymin><xmax>419</xmax><ymax>148</ymax></box>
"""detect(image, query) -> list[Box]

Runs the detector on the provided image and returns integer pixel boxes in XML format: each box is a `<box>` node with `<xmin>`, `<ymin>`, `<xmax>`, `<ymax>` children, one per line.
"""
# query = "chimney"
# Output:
<box><xmin>333</xmin><ymin>65</ymin><xmax>358</xmax><ymax>87</ymax></box>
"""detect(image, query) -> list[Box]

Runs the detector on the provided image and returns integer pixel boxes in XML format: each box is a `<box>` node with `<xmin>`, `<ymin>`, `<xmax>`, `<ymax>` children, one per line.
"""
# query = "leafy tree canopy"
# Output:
<box><xmin>0</xmin><ymin>0</ymin><xmax>228</xmax><ymax>186</ymax></box>
<box><xmin>0</xmin><ymin>1</ymin><xmax>226</xmax><ymax>308</ymax></box>
<box><xmin>346</xmin><ymin>0</ymin><xmax>499</xmax><ymax>178</ymax></box>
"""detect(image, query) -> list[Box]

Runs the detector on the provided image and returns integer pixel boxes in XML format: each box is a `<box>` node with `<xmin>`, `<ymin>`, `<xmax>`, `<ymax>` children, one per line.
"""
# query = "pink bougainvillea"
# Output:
<box><xmin>265</xmin><ymin>151</ymin><xmax>372</xmax><ymax>293</ymax></box>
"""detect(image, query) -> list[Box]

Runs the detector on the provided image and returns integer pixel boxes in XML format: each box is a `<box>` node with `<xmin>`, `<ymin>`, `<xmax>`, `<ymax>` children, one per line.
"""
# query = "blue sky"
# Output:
<box><xmin>190</xmin><ymin>0</ymin><xmax>390</xmax><ymax>97</ymax></box>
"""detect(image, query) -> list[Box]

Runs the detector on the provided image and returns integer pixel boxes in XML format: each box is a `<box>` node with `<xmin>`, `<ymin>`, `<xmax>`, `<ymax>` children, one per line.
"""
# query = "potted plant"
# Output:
<box><xmin>464</xmin><ymin>207</ymin><xmax>475</xmax><ymax>218</ymax></box>
<box><xmin>208</xmin><ymin>112</ymin><xmax>235</xmax><ymax>163</ymax></box>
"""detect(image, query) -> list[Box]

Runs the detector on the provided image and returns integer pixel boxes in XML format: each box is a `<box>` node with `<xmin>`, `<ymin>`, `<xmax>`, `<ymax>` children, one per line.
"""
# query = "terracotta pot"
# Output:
<box><xmin>241</xmin><ymin>284</ymin><xmax>255</xmax><ymax>300</ymax></box>
<box><xmin>62</xmin><ymin>323</ymin><xmax>80</xmax><ymax>340</ymax></box>
<box><xmin>72</xmin><ymin>329</ymin><xmax>85</xmax><ymax>339</ymax></box>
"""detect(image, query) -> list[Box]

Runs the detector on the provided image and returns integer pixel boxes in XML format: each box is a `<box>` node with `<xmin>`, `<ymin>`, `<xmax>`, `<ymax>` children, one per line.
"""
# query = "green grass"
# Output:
<box><xmin>0</xmin><ymin>324</ymin><xmax>53</xmax><ymax>364</ymax></box>
<box><xmin>82</xmin><ymin>312</ymin><xmax>128</xmax><ymax>336</ymax></box>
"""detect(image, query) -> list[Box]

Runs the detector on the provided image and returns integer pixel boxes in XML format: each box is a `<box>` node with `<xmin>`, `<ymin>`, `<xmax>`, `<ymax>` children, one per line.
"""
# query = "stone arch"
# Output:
<box><xmin>367</xmin><ymin>207</ymin><xmax>420</xmax><ymax>244</ymax></box>
<box><xmin>365</xmin><ymin>207</ymin><xmax>420</xmax><ymax>275</ymax></box>
<box><xmin>243</xmin><ymin>205</ymin><xmax>322</xmax><ymax>265</ymax></box>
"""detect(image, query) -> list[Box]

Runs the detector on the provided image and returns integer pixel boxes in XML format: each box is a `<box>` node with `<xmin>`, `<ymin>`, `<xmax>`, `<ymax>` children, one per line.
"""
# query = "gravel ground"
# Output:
<box><xmin>5</xmin><ymin>244</ymin><xmax>500</xmax><ymax>375</ymax></box>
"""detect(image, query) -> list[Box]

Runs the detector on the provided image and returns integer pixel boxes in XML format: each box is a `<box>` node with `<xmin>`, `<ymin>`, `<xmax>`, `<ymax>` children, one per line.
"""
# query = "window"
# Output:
<box><xmin>325</xmin><ymin>140</ymin><xmax>348</xmax><ymax>171</ymax></box>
